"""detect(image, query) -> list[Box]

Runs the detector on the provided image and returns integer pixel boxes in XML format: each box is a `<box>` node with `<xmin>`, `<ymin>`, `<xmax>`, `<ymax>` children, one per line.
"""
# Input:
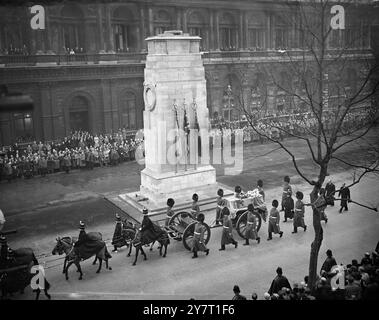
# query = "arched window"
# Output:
<box><xmin>60</xmin><ymin>5</ymin><xmax>85</xmax><ymax>51</ymax></box>
<box><xmin>188</xmin><ymin>11</ymin><xmax>208</xmax><ymax>50</ymax></box>
<box><xmin>120</xmin><ymin>92</ymin><xmax>137</xmax><ymax>129</ymax></box>
<box><xmin>220</xmin><ymin>13</ymin><xmax>237</xmax><ymax>51</ymax></box>
<box><xmin>154</xmin><ymin>10</ymin><xmax>173</xmax><ymax>35</ymax></box>
<box><xmin>69</xmin><ymin>96</ymin><xmax>90</xmax><ymax>132</ymax></box>
<box><xmin>112</xmin><ymin>7</ymin><xmax>136</xmax><ymax>52</ymax></box>
<box><xmin>247</xmin><ymin>13</ymin><xmax>266</xmax><ymax>50</ymax></box>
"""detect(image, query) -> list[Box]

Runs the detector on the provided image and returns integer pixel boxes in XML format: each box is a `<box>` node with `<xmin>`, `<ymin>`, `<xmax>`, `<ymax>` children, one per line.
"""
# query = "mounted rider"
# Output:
<box><xmin>191</xmin><ymin>213</ymin><xmax>210</xmax><ymax>258</ymax></box>
<box><xmin>140</xmin><ymin>208</ymin><xmax>165</xmax><ymax>244</ymax></box>
<box><xmin>0</xmin><ymin>235</ymin><xmax>9</xmax><ymax>267</ymax></box>
<box><xmin>111</xmin><ymin>213</ymin><xmax>126</xmax><ymax>252</ymax></box>
<box><xmin>74</xmin><ymin>221</ymin><xmax>88</xmax><ymax>249</ymax></box>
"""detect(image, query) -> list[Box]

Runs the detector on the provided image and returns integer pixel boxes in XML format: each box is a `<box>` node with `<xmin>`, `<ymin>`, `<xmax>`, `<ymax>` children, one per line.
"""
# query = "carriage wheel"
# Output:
<box><xmin>182</xmin><ymin>222</ymin><xmax>211</xmax><ymax>251</ymax></box>
<box><xmin>236</xmin><ymin>210</ymin><xmax>262</xmax><ymax>238</ymax></box>
<box><xmin>168</xmin><ymin>211</ymin><xmax>194</xmax><ymax>227</ymax></box>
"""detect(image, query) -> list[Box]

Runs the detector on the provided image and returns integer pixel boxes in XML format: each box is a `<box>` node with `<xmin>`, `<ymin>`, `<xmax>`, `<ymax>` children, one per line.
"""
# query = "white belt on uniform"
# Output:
<box><xmin>223</xmin><ymin>226</ymin><xmax>229</xmax><ymax>229</ymax></box>
<box><xmin>295</xmin><ymin>209</ymin><xmax>302</xmax><ymax>211</ymax></box>
<box><xmin>247</xmin><ymin>222</ymin><xmax>254</xmax><ymax>225</ymax></box>
<box><xmin>194</xmin><ymin>232</ymin><xmax>200</xmax><ymax>235</ymax></box>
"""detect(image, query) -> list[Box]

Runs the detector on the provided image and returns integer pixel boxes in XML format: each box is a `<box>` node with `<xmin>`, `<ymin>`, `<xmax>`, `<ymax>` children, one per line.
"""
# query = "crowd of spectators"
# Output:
<box><xmin>0</xmin><ymin>129</ymin><xmax>143</xmax><ymax>183</ymax></box>
<box><xmin>231</xmin><ymin>243</ymin><xmax>379</xmax><ymax>300</ymax></box>
<box><xmin>0</xmin><ymin>44</ymin><xmax>29</xmax><ymax>55</ymax></box>
<box><xmin>209</xmin><ymin>108</ymin><xmax>374</xmax><ymax>145</ymax></box>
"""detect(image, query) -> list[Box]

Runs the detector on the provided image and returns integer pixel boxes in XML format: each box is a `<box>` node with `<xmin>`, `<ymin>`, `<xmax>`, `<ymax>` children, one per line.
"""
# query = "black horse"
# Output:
<box><xmin>52</xmin><ymin>234</ymin><xmax>112</xmax><ymax>280</ymax></box>
<box><xmin>127</xmin><ymin>229</ymin><xmax>170</xmax><ymax>266</ymax></box>
<box><xmin>0</xmin><ymin>248</ymin><xmax>51</xmax><ymax>300</ymax></box>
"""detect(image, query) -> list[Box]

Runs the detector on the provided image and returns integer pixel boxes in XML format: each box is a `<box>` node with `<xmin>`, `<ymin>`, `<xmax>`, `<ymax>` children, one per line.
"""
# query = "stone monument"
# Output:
<box><xmin>139</xmin><ymin>30</ymin><xmax>217</xmax><ymax>207</ymax></box>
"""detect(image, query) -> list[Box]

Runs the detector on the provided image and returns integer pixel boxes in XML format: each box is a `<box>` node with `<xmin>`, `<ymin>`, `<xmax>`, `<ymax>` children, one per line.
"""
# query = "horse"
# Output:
<box><xmin>0</xmin><ymin>248</ymin><xmax>51</xmax><ymax>300</ymax></box>
<box><xmin>52</xmin><ymin>235</ymin><xmax>112</xmax><ymax>280</ymax></box>
<box><xmin>127</xmin><ymin>228</ymin><xmax>170</xmax><ymax>266</ymax></box>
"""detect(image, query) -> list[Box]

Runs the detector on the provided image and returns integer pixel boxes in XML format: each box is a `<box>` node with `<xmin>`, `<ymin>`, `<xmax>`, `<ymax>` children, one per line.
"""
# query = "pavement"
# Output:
<box><xmin>0</xmin><ymin>128</ymin><xmax>378</xmax><ymax>299</ymax></box>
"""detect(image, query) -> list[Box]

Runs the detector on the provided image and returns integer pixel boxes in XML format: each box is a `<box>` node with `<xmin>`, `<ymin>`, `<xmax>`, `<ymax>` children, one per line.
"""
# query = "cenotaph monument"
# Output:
<box><xmin>140</xmin><ymin>30</ymin><xmax>217</xmax><ymax>206</ymax></box>
<box><xmin>109</xmin><ymin>31</ymin><xmax>229</xmax><ymax>219</ymax></box>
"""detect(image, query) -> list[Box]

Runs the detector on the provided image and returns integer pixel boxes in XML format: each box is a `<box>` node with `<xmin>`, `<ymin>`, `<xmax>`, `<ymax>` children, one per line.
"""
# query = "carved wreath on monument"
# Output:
<box><xmin>143</xmin><ymin>83</ymin><xmax>157</xmax><ymax>111</ymax></box>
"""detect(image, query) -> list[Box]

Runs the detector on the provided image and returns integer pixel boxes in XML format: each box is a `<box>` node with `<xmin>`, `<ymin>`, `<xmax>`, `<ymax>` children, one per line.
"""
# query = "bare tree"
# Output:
<box><xmin>232</xmin><ymin>0</ymin><xmax>379</xmax><ymax>292</ymax></box>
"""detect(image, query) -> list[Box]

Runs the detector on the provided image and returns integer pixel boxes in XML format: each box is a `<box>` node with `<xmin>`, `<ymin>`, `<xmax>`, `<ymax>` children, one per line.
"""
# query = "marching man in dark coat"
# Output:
<box><xmin>191</xmin><ymin>213</ymin><xmax>210</xmax><ymax>258</ymax></box>
<box><xmin>292</xmin><ymin>191</ymin><xmax>307</xmax><ymax>233</ymax></box>
<box><xmin>191</xmin><ymin>193</ymin><xmax>200</xmax><ymax>220</ymax></box>
<box><xmin>215</xmin><ymin>188</ymin><xmax>224</xmax><ymax>226</ymax></box>
<box><xmin>267</xmin><ymin>200</ymin><xmax>283</xmax><ymax>240</ymax></box>
<box><xmin>325</xmin><ymin>179</ymin><xmax>336</xmax><ymax>206</ymax></box>
<box><xmin>219</xmin><ymin>207</ymin><xmax>238</xmax><ymax>250</ymax></box>
<box><xmin>111</xmin><ymin>213</ymin><xmax>127</xmax><ymax>252</ymax></box>
<box><xmin>281</xmin><ymin>176</ymin><xmax>294</xmax><ymax>222</ymax></box>
<box><xmin>243</xmin><ymin>204</ymin><xmax>260</xmax><ymax>246</ymax></box>
<box><xmin>268</xmin><ymin>267</ymin><xmax>292</xmax><ymax>295</ymax></box>
<box><xmin>338</xmin><ymin>183</ymin><xmax>351</xmax><ymax>213</ymax></box>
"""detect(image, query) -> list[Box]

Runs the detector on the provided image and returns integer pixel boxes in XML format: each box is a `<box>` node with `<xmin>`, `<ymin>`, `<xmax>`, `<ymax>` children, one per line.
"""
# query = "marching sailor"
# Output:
<box><xmin>215</xmin><ymin>189</ymin><xmax>224</xmax><ymax>226</ymax></box>
<box><xmin>281</xmin><ymin>176</ymin><xmax>294</xmax><ymax>222</ymax></box>
<box><xmin>191</xmin><ymin>193</ymin><xmax>200</xmax><ymax>220</ymax></box>
<box><xmin>165</xmin><ymin>198</ymin><xmax>175</xmax><ymax>228</ymax></box>
<box><xmin>191</xmin><ymin>213</ymin><xmax>210</xmax><ymax>258</ymax></box>
<box><xmin>292</xmin><ymin>191</ymin><xmax>307</xmax><ymax>233</ymax></box>
<box><xmin>219</xmin><ymin>207</ymin><xmax>238</xmax><ymax>250</ymax></box>
<box><xmin>267</xmin><ymin>200</ymin><xmax>283</xmax><ymax>240</ymax></box>
<box><xmin>243</xmin><ymin>204</ymin><xmax>261</xmax><ymax>246</ymax></box>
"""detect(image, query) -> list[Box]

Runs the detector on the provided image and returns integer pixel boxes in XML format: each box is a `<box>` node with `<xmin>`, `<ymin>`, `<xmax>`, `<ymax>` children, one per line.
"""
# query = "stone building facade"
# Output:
<box><xmin>0</xmin><ymin>0</ymin><xmax>378</xmax><ymax>145</ymax></box>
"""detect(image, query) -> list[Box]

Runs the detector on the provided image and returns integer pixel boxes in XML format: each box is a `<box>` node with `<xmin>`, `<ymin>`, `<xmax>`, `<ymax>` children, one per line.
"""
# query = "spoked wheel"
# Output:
<box><xmin>236</xmin><ymin>211</ymin><xmax>248</xmax><ymax>238</ymax></box>
<box><xmin>236</xmin><ymin>210</ymin><xmax>262</xmax><ymax>238</ymax></box>
<box><xmin>182</xmin><ymin>222</ymin><xmax>211</xmax><ymax>251</ymax></box>
<box><xmin>168</xmin><ymin>211</ymin><xmax>194</xmax><ymax>227</ymax></box>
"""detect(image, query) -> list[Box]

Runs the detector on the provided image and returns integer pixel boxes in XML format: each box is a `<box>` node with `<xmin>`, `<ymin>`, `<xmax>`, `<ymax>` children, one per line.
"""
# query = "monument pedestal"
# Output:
<box><xmin>140</xmin><ymin>165</ymin><xmax>217</xmax><ymax>207</ymax></box>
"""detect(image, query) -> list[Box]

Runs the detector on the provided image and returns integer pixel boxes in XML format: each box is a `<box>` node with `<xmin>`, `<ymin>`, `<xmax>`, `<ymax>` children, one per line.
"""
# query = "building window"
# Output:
<box><xmin>13</xmin><ymin>112</ymin><xmax>34</xmax><ymax>141</ymax></box>
<box><xmin>188</xmin><ymin>11</ymin><xmax>208</xmax><ymax>50</ymax></box>
<box><xmin>112</xmin><ymin>7</ymin><xmax>136</xmax><ymax>52</ymax></box>
<box><xmin>248</xmin><ymin>29</ymin><xmax>265</xmax><ymax>50</ymax></box>
<box><xmin>247</xmin><ymin>13</ymin><xmax>266</xmax><ymax>50</ymax></box>
<box><xmin>220</xmin><ymin>13</ymin><xmax>237</xmax><ymax>50</ymax></box>
<box><xmin>120</xmin><ymin>92</ymin><xmax>137</xmax><ymax>129</ymax></box>
<box><xmin>113</xmin><ymin>24</ymin><xmax>129</xmax><ymax>52</ymax></box>
<box><xmin>60</xmin><ymin>5</ymin><xmax>85</xmax><ymax>52</ymax></box>
<box><xmin>154</xmin><ymin>10</ymin><xmax>173</xmax><ymax>36</ymax></box>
